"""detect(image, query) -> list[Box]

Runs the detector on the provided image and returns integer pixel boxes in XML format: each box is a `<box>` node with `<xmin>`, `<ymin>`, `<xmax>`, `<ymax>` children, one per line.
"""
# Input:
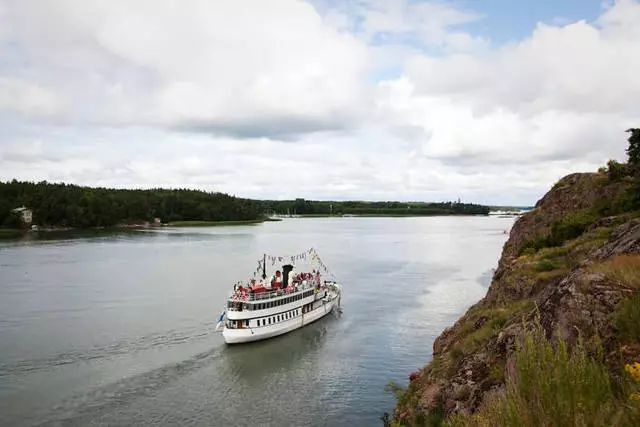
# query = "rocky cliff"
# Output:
<box><xmin>390</xmin><ymin>171</ymin><xmax>640</xmax><ymax>426</ymax></box>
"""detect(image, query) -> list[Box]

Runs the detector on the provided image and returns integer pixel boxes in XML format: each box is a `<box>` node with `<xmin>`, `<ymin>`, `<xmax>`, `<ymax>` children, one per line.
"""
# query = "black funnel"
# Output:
<box><xmin>282</xmin><ymin>264</ymin><xmax>294</xmax><ymax>287</ymax></box>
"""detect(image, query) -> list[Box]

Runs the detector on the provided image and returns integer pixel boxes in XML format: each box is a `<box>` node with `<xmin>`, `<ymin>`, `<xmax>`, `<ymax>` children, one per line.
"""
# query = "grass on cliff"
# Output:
<box><xmin>590</xmin><ymin>254</ymin><xmax>640</xmax><ymax>290</ymax></box>
<box><xmin>519</xmin><ymin>172</ymin><xmax>639</xmax><ymax>257</ymax></box>
<box><xmin>589</xmin><ymin>255</ymin><xmax>640</xmax><ymax>342</ymax></box>
<box><xmin>445</xmin><ymin>322</ymin><xmax>640</xmax><ymax>427</ymax></box>
<box><xmin>420</xmin><ymin>300</ymin><xmax>535</xmax><ymax>383</ymax></box>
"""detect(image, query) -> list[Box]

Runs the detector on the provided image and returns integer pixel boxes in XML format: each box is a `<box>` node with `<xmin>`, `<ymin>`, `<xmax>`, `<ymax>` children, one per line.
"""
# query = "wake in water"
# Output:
<box><xmin>34</xmin><ymin>345</ymin><xmax>224</xmax><ymax>427</ymax></box>
<box><xmin>0</xmin><ymin>324</ymin><xmax>216</xmax><ymax>378</ymax></box>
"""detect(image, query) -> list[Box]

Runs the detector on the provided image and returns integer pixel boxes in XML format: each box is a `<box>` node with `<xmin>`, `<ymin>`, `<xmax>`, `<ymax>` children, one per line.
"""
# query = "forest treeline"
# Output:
<box><xmin>0</xmin><ymin>180</ymin><xmax>490</xmax><ymax>228</ymax></box>
<box><xmin>260</xmin><ymin>199</ymin><xmax>490</xmax><ymax>216</ymax></box>
<box><xmin>0</xmin><ymin>180</ymin><xmax>261</xmax><ymax>228</ymax></box>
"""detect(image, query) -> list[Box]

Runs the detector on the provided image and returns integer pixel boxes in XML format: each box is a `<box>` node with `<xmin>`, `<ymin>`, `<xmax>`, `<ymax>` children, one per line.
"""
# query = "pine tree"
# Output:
<box><xmin>626</xmin><ymin>128</ymin><xmax>640</xmax><ymax>172</ymax></box>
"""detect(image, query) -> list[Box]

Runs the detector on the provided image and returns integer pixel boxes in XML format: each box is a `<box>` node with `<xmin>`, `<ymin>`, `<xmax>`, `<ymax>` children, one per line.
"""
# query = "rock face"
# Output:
<box><xmin>391</xmin><ymin>172</ymin><xmax>640</xmax><ymax>425</ymax></box>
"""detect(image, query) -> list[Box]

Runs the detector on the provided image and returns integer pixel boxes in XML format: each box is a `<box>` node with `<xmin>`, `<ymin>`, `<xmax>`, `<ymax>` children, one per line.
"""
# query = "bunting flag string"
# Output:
<box><xmin>255</xmin><ymin>247</ymin><xmax>336</xmax><ymax>279</ymax></box>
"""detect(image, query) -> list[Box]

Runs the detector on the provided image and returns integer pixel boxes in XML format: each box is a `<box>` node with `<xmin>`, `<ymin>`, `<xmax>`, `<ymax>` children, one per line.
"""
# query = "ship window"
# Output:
<box><xmin>262</xmin><ymin>319</ymin><xmax>265</xmax><ymax>326</ymax></box>
<box><xmin>268</xmin><ymin>318</ymin><xmax>271</xmax><ymax>325</ymax></box>
<box><xmin>277</xmin><ymin>315</ymin><xmax>280</xmax><ymax>322</ymax></box>
<box><xmin>245</xmin><ymin>320</ymin><xmax>249</xmax><ymax>327</ymax></box>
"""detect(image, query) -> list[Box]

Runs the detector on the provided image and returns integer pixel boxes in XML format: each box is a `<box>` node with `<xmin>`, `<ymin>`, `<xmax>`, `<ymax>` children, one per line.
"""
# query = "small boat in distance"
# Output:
<box><xmin>218</xmin><ymin>248</ymin><xmax>342</xmax><ymax>344</ymax></box>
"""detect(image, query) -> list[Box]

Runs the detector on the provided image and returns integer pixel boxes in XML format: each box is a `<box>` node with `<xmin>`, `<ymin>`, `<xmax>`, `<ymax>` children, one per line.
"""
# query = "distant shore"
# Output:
<box><xmin>281</xmin><ymin>213</ymin><xmax>492</xmax><ymax>218</ymax></box>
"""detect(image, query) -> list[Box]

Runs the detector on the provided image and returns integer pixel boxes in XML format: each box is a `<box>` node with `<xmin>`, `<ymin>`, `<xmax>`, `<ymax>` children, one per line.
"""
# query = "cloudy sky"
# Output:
<box><xmin>0</xmin><ymin>0</ymin><xmax>638</xmax><ymax>205</ymax></box>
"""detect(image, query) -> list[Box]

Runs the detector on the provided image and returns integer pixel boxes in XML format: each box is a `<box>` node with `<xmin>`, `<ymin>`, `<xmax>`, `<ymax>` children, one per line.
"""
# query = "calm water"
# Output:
<box><xmin>0</xmin><ymin>217</ymin><xmax>512</xmax><ymax>426</ymax></box>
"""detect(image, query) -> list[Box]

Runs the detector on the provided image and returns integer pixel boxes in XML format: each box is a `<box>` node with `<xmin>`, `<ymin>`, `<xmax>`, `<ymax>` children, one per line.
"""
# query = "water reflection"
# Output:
<box><xmin>222</xmin><ymin>317</ymin><xmax>334</xmax><ymax>380</ymax></box>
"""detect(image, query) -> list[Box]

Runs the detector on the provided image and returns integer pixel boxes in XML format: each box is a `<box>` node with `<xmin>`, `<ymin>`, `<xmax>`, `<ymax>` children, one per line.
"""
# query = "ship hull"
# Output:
<box><xmin>222</xmin><ymin>297</ymin><xmax>338</xmax><ymax>344</ymax></box>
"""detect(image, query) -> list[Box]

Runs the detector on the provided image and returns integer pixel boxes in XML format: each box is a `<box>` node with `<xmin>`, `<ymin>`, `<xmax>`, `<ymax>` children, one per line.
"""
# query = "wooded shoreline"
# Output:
<box><xmin>0</xmin><ymin>180</ymin><xmax>491</xmax><ymax>237</ymax></box>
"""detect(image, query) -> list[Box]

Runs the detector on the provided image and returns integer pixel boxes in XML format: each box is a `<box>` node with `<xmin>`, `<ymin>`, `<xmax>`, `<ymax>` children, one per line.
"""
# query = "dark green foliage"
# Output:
<box><xmin>0</xmin><ymin>180</ymin><xmax>261</xmax><ymax>228</ymax></box>
<box><xmin>0</xmin><ymin>180</ymin><xmax>494</xmax><ymax>228</ymax></box>
<box><xmin>2</xmin><ymin>211</ymin><xmax>21</xmax><ymax>228</ymax></box>
<box><xmin>627</xmin><ymin>128</ymin><xmax>640</xmax><ymax>172</ymax></box>
<box><xmin>592</xmin><ymin>185</ymin><xmax>640</xmax><ymax>216</ymax></box>
<box><xmin>606</xmin><ymin>159</ymin><xmax>627</xmax><ymax>181</ymax></box>
<box><xmin>534</xmin><ymin>260</ymin><xmax>556</xmax><ymax>272</ymax></box>
<box><xmin>520</xmin><ymin>210</ymin><xmax>599</xmax><ymax>255</ymax></box>
<box><xmin>260</xmin><ymin>199</ymin><xmax>490</xmax><ymax>216</ymax></box>
<box><xmin>615</xmin><ymin>291</ymin><xmax>640</xmax><ymax>342</ymax></box>
<box><xmin>414</xmin><ymin>404</ymin><xmax>445</xmax><ymax>427</ymax></box>
<box><xmin>548</xmin><ymin>210</ymin><xmax>598</xmax><ymax>244</ymax></box>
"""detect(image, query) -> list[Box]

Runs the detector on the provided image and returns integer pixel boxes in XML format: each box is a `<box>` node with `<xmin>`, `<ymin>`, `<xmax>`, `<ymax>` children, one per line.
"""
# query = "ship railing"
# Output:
<box><xmin>226</xmin><ymin>279</ymin><xmax>320</xmax><ymax>305</ymax></box>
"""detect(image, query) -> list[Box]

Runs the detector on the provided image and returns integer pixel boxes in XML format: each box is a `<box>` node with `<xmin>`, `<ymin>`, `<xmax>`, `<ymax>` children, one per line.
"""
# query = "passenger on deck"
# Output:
<box><xmin>288</xmin><ymin>268</ymin><xmax>296</xmax><ymax>289</ymax></box>
<box><xmin>272</xmin><ymin>270</ymin><xmax>283</xmax><ymax>288</ymax></box>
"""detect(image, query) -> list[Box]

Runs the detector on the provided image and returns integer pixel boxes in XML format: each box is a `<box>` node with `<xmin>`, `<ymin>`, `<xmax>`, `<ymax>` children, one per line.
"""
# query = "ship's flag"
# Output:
<box><xmin>215</xmin><ymin>311</ymin><xmax>225</xmax><ymax>331</ymax></box>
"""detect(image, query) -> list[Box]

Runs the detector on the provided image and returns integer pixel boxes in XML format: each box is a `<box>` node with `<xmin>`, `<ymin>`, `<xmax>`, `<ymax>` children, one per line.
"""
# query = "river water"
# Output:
<box><xmin>0</xmin><ymin>216</ymin><xmax>512</xmax><ymax>426</ymax></box>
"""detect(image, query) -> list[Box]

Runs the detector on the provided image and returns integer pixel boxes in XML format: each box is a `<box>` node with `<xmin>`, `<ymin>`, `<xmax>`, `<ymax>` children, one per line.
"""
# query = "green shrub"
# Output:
<box><xmin>445</xmin><ymin>322</ymin><xmax>639</xmax><ymax>427</ymax></box>
<box><xmin>520</xmin><ymin>247</ymin><xmax>536</xmax><ymax>257</ymax></box>
<box><xmin>548</xmin><ymin>210</ymin><xmax>599</xmax><ymax>245</ymax></box>
<box><xmin>520</xmin><ymin>210</ymin><xmax>600</xmax><ymax>255</ymax></box>
<box><xmin>615</xmin><ymin>291</ymin><xmax>640</xmax><ymax>342</ymax></box>
<box><xmin>534</xmin><ymin>260</ymin><xmax>556</xmax><ymax>272</ymax></box>
<box><xmin>536</xmin><ymin>246</ymin><xmax>569</xmax><ymax>260</ymax></box>
<box><xmin>520</xmin><ymin>236</ymin><xmax>554</xmax><ymax>254</ymax></box>
<box><xmin>489</xmin><ymin>316</ymin><xmax>508</xmax><ymax>330</ymax></box>
<box><xmin>451</xmin><ymin>347</ymin><xmax>464</xmax><ymax>363</ymax></box>
<box><xmin>607</xmin><ymin>159</ymin><xmax>628</xmax><ymax>181</ymax></box>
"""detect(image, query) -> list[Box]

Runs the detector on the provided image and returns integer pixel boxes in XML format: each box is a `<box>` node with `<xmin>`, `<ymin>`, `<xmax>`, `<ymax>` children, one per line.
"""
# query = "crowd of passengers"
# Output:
<box><xmin>232</xmin><ymin>269</ymin><xmax>322</xmax><ymax>298</ymax></box>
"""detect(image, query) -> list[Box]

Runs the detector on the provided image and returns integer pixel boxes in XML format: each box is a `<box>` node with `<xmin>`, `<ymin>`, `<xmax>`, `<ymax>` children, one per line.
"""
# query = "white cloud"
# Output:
<box><xmin>376</xmin><ymin>0</ymin><xmax>640</xmax><ymax>174</ymax></box>
<box><xmin>1</xmin><ymin>0</ymin><xmax>370</xmax><ymax>136</ymax></box>
<box><xmin>0</xmin><ymin>78</ymin><xmax>65</xmax><ymax>117</ymax></box>
<box><xmin>0</xmin><ymin>0</ymin><xmax>639</xmax><ymax>205</ymax></box>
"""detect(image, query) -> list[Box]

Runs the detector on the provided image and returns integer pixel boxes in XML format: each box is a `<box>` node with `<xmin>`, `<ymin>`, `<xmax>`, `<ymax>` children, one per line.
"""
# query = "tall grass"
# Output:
<box><xmin>591</xmin><ymin>254</ymin><xmax>640</xmax><ymax>290</ymax></box>
<box><xmin>615</xmin><ymin>292</ymin><xmax>640</xmax><ymax>342</ymax></box>
<box><xmin>446</xmin><ymin>322</ymin><xmax>640</xmax><ymax>427</ymax></box>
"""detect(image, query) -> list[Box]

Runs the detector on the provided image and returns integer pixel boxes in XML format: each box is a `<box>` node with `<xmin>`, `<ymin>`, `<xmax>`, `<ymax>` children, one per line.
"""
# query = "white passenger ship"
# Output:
<box><xmin>219</xmin><ymin>248</ymin><xmax>342</xmax><ymax>344</ymax></box>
